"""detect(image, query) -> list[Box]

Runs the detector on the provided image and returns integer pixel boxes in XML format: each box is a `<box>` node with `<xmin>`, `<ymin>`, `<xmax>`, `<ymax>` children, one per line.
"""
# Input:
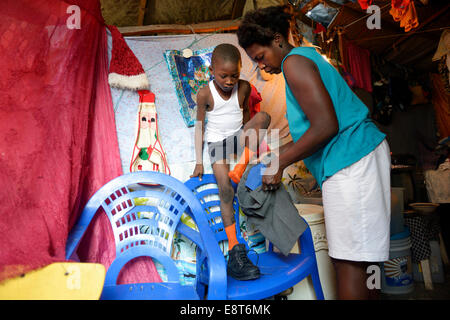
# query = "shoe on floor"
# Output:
<box><xmin>227</xmin><ymin>243</ymin><xmax>260</xmax><ymax>281</ymax></box>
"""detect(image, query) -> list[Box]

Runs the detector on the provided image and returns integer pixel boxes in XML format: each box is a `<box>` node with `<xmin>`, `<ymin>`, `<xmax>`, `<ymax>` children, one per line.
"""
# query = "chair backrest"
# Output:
<box><xmin>185</xmin><ymin>173</ymin><xmax>316</xmax><ymax>257</ymax></box>
<box><xmin>184</xmin><ymin>175</ymin><xmax>248</xmax><ymax>251</ymax></box>
<box><xmin>66</xmin><ymin>171</ymin><xmax>227</xmax><ymax>299</ymax></box>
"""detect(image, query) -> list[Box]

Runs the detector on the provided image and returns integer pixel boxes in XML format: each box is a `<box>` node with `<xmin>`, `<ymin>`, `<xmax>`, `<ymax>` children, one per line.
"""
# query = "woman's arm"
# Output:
<box><xmin>279</xmin><ymin>54</ymin><xmax>338</xmax><ymax>168</ymax></box>
<box><xmin>263</xmin><ymin>54</ymin><xmax>339</xmax><ymax>188</ymax></box>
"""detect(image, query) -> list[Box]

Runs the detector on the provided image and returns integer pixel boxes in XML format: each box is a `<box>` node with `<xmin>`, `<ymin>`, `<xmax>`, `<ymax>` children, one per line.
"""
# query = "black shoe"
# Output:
<box><xmin>227</xmin><ymin>243</ymin><xmax>260</xmax><ymax>281</ymax></box>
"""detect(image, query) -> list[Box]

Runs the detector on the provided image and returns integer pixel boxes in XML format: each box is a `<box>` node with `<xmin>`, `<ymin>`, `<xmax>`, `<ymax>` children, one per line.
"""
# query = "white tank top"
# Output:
<box><xmin>205</xmin><ymin>80</ymin><xmax>243</xmax><ymax>143</ymax></box>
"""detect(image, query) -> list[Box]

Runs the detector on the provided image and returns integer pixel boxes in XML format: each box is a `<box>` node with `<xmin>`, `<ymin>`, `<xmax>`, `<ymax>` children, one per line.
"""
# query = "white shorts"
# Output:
<box><xmin>322</xmin><ymin>139</ymin><xmax>391</xmax><ymax>262</ymax></box>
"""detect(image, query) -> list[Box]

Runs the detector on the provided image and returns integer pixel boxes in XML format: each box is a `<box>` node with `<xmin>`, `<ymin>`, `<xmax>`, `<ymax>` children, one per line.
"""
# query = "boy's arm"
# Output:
<box><xmin>239</xmin><ymin>80</ymin><xmax>251</xmax><ymax>125</ymax></box>
<box><xmin>191</xmin><ymin>88</ymin><xmax>208</xmax><ymax>179</ymax></box>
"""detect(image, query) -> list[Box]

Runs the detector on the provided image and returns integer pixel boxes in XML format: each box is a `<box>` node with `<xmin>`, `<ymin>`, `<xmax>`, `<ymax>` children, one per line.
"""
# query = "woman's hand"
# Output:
<box><xmin>190</xmin><ymin>163</ymin><xmax>204</xmax><ymax>180</ymax></box>
<box><xmin>262</xmin><ymin>164</ymin><xmax>283</xmax><ymax>192</ymax></box>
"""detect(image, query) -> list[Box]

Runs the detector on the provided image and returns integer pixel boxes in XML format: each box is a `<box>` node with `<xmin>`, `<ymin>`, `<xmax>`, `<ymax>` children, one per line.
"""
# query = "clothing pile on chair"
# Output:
<box><xmin>236</xmin><ymin>164</ymin><xmax>307</xmax><ymax>256</ymax></box>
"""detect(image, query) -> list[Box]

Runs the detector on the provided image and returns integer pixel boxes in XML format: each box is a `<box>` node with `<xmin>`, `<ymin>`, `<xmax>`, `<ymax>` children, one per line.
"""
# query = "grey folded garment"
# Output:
<box><xmin>236</xmin><ymin>164</ymin><xmax>308</xmax><ymax>256</ymax></box>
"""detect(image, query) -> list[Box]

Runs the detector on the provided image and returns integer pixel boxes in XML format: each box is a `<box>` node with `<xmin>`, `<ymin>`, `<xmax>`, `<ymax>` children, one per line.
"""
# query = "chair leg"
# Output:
<box><xmin>310</xmin><ymin>268</ymin><xmax>325</xmax><ymax>300</ymax></box>
<box><xmin>420</xmin><ymin>259</ymin><xmax>434</xmax><ymax>290</ymax></box>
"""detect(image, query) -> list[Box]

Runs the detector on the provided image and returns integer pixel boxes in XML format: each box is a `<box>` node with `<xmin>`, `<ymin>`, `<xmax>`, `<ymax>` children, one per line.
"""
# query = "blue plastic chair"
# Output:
<box><xmin>184</xmin><ymin>171</ymin><xmax>325</xmax><ymax>300</ymax></box>
<box><xmin>66</xmin><ymin>171</ymin><xmax>227</xmax><ymax>300</ymax></box>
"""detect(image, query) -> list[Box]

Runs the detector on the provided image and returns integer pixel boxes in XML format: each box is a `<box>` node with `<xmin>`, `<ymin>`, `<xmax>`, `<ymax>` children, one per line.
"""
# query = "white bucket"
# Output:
<box><xmin>288</xmin><ymin>204</ymin><xmax>337</xmax><ymax>300</ymax></box>
<box><xmin>380</xmin><ymin>228</ymin><xmax>414</xmax><ymax>294</ymax></box>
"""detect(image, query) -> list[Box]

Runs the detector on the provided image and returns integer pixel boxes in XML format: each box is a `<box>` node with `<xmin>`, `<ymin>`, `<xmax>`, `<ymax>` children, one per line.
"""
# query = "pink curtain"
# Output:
<box><xmin>0</xmin><ymin>0</ymin><xmax>161</xmax><ymax>284</ymax></box>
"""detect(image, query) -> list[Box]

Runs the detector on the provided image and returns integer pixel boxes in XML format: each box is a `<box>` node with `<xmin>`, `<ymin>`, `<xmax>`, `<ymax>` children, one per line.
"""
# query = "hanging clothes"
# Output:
<box><xmin>392</xmin><ymin>0</ymin><xmax>411</xmax><ymax>9</ymax></box>
<box><xmin>432</xmin><ymin>29</ymin><xmax>450</xmax><ymax>62</ymax></box>
<box><xmin>432</xmin><ymin>29</ymin><xmax>450</xmax><ymax>91</ymax></box>
<box><xmin>389</xmin><ymin>0</ymin><xmax>419</xmax><ymax>32</ymax></box>
<box><xmin>357</xmin><ymin>0</ymin><xmax>373</xmax><ymax>10</ymax></box>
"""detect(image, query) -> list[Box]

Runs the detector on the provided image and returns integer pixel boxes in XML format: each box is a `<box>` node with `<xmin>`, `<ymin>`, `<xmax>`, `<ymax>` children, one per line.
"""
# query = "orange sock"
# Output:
<box><xmin>225</xmin><ymin>223</ymin><xmax>239</xmax><ymax>250</ymax></box>
<box><xmin>228</xmin><ymin>147</ymin><xmax>255</xmax><ymax>184</ymax></box>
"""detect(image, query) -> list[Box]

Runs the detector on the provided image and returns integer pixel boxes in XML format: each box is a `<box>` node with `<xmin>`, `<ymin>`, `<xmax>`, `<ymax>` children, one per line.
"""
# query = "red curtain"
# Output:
<box><xmin>345</xmin><ymin>41</ymin><xmax>373</xmax><ymax>93</ymax></box>
<box><xmin>0</xmin><ymin>0</ymin><xmax>161</xmax><ymax>283</ymax></box>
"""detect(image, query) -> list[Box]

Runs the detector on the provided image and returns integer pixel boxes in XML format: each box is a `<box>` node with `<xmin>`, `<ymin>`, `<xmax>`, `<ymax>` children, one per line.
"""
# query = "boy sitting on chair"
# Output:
<box><xmin>190</xmin><ymin>43</ymin><xmax>271</xmax><ymax>280</ymax></box>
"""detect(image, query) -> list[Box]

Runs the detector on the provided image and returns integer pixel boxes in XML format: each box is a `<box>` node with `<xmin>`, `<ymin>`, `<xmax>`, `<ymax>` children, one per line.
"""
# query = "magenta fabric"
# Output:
<box><xmin>0</xmin><ymin>0</ymin><xmax>161</xmax><ymax>284</ymax></box>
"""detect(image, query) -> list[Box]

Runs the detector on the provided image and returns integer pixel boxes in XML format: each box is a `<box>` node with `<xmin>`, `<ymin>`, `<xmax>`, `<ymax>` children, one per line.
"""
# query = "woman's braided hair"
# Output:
<box><xmin>237</xmin><ymin>5</ymin><xmax>292</xmax><ymax>49</ymax></box>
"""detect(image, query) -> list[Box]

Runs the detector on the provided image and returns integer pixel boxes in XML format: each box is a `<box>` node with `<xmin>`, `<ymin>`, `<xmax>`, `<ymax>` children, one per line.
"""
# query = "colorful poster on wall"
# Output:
<box><xmin>164</xmin><ymin>47</ymin><xmax>213</xmax><ymax>127</ymax></box>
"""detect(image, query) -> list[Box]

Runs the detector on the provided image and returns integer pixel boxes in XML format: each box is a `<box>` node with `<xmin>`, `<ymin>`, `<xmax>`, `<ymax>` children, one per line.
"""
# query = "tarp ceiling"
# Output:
<box><xmin>327</xmin><ymin>0</ymin><xmax>450</xmax><ymax>71</ymax></box>
<box><xmin>100</xmin><ymin>0</ymin><xmax>449</xmax><ymax>72</ymax></box>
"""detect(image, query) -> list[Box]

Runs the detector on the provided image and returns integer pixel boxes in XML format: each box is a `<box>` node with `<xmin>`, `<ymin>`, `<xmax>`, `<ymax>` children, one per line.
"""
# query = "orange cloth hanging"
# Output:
<box><xmin>392</xmin><ymin>0</ymin><xmax>410</xmax><ymax>9</ymax></box>
<box><xmin>389</xmin><ymin>0</ymin><xmax>419</xmax><ymax>32</ymax></box>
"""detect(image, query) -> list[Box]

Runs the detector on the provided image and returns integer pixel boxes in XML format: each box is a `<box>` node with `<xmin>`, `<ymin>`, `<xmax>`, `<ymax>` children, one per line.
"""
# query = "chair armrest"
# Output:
<box><xmin>195</xmin><ymin>221</ymin><xmax>227</xmax><ymax>299</ymax></box>
<box><xmin>205</xmin><ymin>257</ymin><xmax>227</xmax><ymax>299</ymax></box>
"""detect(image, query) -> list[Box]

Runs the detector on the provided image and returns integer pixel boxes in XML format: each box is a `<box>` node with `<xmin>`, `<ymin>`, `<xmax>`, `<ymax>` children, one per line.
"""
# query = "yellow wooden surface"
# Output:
<box><xmin>0</xmin><ymin>262</ymin><xmax>106</xmax><ymax>300</ymax></box>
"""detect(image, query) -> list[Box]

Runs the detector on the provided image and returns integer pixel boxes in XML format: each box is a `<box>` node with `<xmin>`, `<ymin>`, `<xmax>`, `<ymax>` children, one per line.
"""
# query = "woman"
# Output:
<box><xmin>237</xmin><ymin>5</ymin><xmax>391</xmax><ymax>300</ymax></box>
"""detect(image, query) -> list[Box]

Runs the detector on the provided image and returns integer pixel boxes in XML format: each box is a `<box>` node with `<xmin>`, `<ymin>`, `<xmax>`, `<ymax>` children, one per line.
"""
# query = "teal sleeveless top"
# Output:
<box><xmin>281</xmin><ymin>47</ymin><xmax>385</xmax><ymax>187</ymax></box>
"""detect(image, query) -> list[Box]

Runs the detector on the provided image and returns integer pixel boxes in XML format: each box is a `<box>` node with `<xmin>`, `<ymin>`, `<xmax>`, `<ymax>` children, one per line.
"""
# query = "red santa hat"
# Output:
<box><xmin>107</xmin><ymin>25</ymin><xmax>149</xmax><ymax>91</ymax></box>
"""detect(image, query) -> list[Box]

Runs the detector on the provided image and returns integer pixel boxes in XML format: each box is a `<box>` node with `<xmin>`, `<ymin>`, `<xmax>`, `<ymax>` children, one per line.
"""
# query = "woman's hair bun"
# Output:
<box><xmin>237</xmin><ymin>5</ymin><xmax>292</xmax><ymax>49</ymax></box>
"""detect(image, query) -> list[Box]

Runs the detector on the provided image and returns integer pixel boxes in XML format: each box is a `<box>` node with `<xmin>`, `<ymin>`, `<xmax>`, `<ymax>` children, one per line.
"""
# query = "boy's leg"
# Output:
<box><xmin>240</xmin><ymin>111</ymin><xmax>271</xmax><ymax>155</ymax></box>
<box><xmin>240</xmin><ymin>111</ymin><xmax>271</xmax><ymax>148</ymax></box>
<box><xmin>211</xmin><ymin>162</ymin><xmax>234</xmax><ymax>226</ymax></box>
<box><xmin>229</xmin><ymin>112</ymin><xmax>271</xmax><ymax>183</ymax></box>
<box><xmin>212</xmin><ymin>160</ymin><xmax>260</xmax><ymax>280</ymax></box>
<box><xmin>212</xmin><ymin>161</ymin><xmax>238</xmax><ymax>249</ymax></box>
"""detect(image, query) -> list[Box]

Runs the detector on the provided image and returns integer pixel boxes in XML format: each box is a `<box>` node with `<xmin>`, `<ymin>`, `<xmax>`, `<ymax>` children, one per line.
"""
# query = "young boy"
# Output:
<box><xmin>190</xmin><ymin>43</ymin><xmax>271</xmax><ymax>280</ymax></box>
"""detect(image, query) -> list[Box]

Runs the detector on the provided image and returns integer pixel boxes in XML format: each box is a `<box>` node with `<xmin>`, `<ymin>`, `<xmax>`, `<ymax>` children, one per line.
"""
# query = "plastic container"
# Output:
<box><xmin>380</xmin><ymin>228</ymin><xmax>414</xmax><ymax>294</ymax></box>
<box><xmin>288</xmin><ymin>204</ymin><xmax>337</xmax><ymax>300</ymax></box>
